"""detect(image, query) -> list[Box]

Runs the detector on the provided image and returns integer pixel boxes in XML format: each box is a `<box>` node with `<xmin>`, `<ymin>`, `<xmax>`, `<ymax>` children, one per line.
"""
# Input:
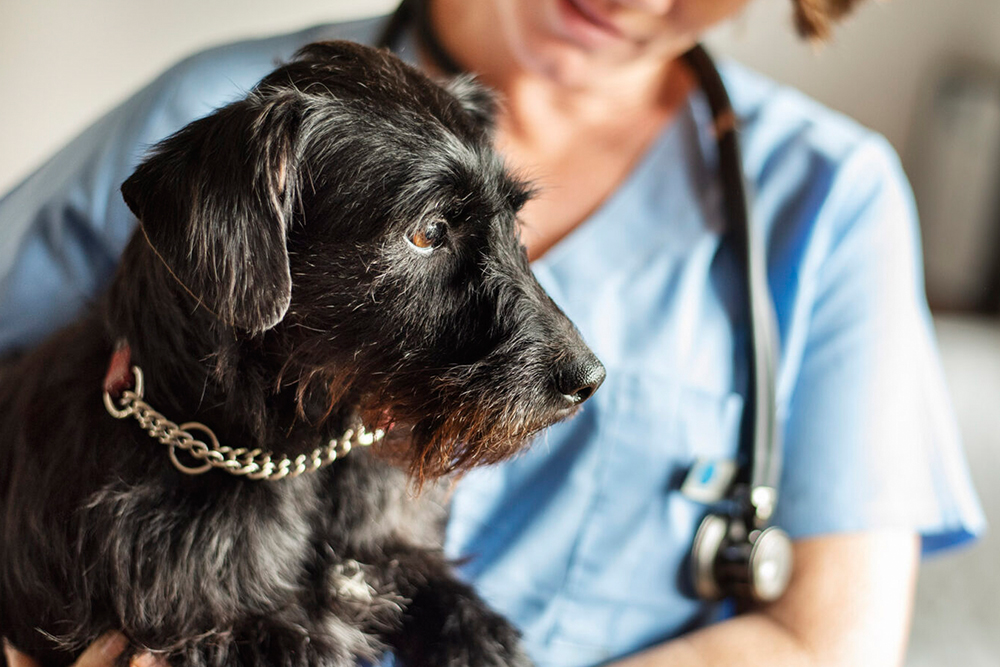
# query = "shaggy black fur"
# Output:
<box><xmin>0</xmin><ymin>41</ymin><xmax>605</xmax><ymax>667</ymax></box>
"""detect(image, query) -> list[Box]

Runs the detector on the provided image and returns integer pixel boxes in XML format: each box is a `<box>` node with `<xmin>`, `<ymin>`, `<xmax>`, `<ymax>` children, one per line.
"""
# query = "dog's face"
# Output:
<box><xmin>121</xmin><ymin>41</ymin><xmax>604</xmax><ymax>480</ymax></box>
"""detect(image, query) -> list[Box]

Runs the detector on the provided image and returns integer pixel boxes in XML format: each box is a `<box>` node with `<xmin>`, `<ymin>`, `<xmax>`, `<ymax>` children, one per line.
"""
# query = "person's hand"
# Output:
<box><xmin>3</xmin><ymin>632</ymin><xmax>164</xmax><ymax>667</ymax></box>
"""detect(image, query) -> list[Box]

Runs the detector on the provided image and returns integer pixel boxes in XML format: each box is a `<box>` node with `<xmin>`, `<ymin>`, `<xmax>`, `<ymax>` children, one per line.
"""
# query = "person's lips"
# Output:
<box><xmin>555</xmin><ymin>0</ymin><xmax>629</xmax><ymax>47</ymax></box>
<box><xmin>569</xmin><ymin>0</ymin><xmax>624</xmax><ymax>35</ymax></box>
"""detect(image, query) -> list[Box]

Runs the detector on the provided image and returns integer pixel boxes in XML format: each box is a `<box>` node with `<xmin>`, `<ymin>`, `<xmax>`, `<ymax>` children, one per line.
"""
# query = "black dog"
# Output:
<box><xmin>0</xmin><ymin>41</ymin><xmax>604</xmax><ymax>667</ymax></box>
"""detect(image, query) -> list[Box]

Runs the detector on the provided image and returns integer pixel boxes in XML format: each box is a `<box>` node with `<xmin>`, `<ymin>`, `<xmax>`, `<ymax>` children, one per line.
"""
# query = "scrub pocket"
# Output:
<box><xmin>545</xmin><ymin>371</ymin><xmax>743</xmax><ymax>661</ymax></box>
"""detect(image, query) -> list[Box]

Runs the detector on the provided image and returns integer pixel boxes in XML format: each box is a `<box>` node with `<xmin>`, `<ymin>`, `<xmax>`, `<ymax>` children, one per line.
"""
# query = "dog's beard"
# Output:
<box><xmin>286</xmin><ymin>356</ymin><xmax>570</xmax><ymax>487</ymax></box>
<box><xmin>375</xmin><ymin>401</ymin><xmax>548</xmax><ymax>488</ymax></box>
<box><xmin>380</xmin><ymin>358</ymin><xmax>578</xmax><ymax>485</ymax></box>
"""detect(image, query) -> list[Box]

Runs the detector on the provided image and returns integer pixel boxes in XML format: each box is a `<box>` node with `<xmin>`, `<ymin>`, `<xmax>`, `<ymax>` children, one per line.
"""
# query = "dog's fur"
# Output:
<box><xmin>0</xmin><ymin>41</ymin><xmax>605</xmax><ymax>667</ymax></box>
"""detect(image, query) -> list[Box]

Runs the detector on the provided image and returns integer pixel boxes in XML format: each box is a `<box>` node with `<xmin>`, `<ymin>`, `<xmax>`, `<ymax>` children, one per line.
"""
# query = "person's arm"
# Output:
<box><xmin>615</xmin><ymin>529</ymin><xmax>920</xmax><ymax>667</ymax></box>
<box><xmin>4</xmin><ymin>632</ymin><xmax>164</xmax><ymax>667</ymax></box>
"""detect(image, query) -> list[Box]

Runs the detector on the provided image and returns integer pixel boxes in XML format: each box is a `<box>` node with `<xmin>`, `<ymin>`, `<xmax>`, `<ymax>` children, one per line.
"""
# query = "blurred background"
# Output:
<box><xmin>1</xmin><ymin>0</ymin><xmax>997</xmax><ymax>664</ymax></box>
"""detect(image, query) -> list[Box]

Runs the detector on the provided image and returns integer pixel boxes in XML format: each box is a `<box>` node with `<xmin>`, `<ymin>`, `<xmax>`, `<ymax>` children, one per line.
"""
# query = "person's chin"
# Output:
<box><xmin>513</xmin><ymin>38</ymin><xmax>649</xmax><ymax>89</ymax></box>
<box><xmin>498</xmin><ymin>0</ymin><xmax>645</xmax><ymax>88</ymax></box>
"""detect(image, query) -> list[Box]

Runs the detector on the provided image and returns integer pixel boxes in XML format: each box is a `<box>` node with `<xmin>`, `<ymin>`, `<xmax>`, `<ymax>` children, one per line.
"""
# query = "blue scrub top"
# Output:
<box><xmin>0</xmin><ymin>15</ymin><xmax>985</xmax><ymax>667</ymax></box>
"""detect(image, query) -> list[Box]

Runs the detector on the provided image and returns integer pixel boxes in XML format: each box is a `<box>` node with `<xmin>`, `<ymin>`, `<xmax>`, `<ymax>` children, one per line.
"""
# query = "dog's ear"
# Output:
<box><xmin>121</xmin><ymin>91</ymin><xmax>301</xmax><ymax>334</ymax></box>
<box><xmin>445</xmin><ymin>75</ymin><xmax>498</xmax><ymax>138</ymax></box>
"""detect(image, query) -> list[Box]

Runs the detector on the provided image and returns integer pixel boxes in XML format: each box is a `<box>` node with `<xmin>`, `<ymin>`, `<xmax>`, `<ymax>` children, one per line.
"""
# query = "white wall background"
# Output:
<box><xmin>707</xmin><ymin>0</ymin><xmax>1000</xmax><ymax>156</ymax></box>
<box><xmin>0</xmin><ymin>0</ymin><xmax>397</xmax><ymax>194</ymax></box>
<box><xmin>2</xmin><ymin>0</ymin><xmax>1000</xmax><ymax>194</ymax></box>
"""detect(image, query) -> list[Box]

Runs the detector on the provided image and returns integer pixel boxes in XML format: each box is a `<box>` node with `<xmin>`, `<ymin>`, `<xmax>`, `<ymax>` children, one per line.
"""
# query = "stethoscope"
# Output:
<box><xmin>377</xmin><ymin>0</ymin><xmax>794</xmax><ymax>605</ymax></box>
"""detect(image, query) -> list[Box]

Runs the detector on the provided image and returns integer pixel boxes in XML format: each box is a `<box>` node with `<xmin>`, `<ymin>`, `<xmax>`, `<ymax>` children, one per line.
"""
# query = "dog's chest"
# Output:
<box><xmin>96</xmin><ymin>452</ymin><xmax>441</xmax><ymax>619</ymax></box>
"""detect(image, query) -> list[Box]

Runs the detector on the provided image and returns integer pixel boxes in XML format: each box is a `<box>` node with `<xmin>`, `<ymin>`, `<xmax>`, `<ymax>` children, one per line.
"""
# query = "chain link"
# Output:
<box><xmin>103</xmin><ymin>366</ymin><xmax>384</xmax><ymax>480</ymax></box>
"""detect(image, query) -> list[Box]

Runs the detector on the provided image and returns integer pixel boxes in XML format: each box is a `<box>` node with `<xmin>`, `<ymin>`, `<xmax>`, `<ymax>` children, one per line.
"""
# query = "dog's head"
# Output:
<box><xmin>120</xmin><ymin>41</ymin><xmax>604</xmax><ymax>481</ymax></box>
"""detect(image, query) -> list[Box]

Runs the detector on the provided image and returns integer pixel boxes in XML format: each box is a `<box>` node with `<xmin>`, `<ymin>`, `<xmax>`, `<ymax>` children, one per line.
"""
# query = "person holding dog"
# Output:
<box><xmin>0</xmin><ymin>0</ymin><xmax>984</xmax><ymax>666</ymax></box>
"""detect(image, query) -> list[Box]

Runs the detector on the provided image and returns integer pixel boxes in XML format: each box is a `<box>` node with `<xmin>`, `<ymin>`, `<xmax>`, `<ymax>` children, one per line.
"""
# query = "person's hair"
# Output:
<box><xmin>793</xmin><ymin>0</ymin><xmax>866</xmax><ymax>39</ymax></box>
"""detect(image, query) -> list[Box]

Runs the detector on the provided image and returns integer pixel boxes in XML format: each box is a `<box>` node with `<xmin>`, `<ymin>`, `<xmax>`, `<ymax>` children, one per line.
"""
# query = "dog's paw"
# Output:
<box><xmin>422</xmin><ymin>604</ymin><xmax>533</xmax><ymax>667</ymax></box>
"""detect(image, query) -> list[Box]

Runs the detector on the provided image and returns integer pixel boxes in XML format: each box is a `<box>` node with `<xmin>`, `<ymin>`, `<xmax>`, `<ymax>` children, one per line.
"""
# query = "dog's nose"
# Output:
<box><xmin>555</xmin><ymin>353</ymin><xmax>606</xmax><ymax>406</ymax></box>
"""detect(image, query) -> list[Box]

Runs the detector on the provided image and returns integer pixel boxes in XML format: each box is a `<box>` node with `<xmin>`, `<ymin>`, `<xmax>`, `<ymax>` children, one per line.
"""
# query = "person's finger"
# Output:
<box><xmin>71</xmin><ymin>632</ymin><xmax>128</xmax><ymax>667</ymax></box>
<box><xmin>3</xmin><ymin>640</ymin><xmax>43</xmax><ymax>667</ymax></box>
<box><xmin>129</xmin><ymin>652</ymin><xmax>168</xmax><ymax>667</ymax></box>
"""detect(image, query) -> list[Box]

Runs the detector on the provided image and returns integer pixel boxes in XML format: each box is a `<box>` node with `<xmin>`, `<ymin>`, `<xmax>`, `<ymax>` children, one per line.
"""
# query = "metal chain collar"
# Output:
<box><xmin>103</xmin><ymin>365</ymin><xmax>385</xmax><ymax>480</ymax></box>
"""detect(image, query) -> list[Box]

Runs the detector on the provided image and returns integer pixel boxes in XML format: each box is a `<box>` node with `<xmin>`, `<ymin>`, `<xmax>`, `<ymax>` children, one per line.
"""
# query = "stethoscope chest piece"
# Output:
<box><xmin>748</xmin><ymin>525</ymin><xmax>794</xmax><ymax>601</ymax></box>
<box><xmin>692</xmin><ymin>512</ymin><xmax>793</xmax><ymax>603</ymax></box>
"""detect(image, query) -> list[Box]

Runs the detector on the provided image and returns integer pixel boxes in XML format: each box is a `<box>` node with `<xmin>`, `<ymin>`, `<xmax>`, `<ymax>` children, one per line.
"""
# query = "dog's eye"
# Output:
<box><xmin>407</xmin><ymin>220</ymin><xmax>446</xmax><ymax>253</ymax></box>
